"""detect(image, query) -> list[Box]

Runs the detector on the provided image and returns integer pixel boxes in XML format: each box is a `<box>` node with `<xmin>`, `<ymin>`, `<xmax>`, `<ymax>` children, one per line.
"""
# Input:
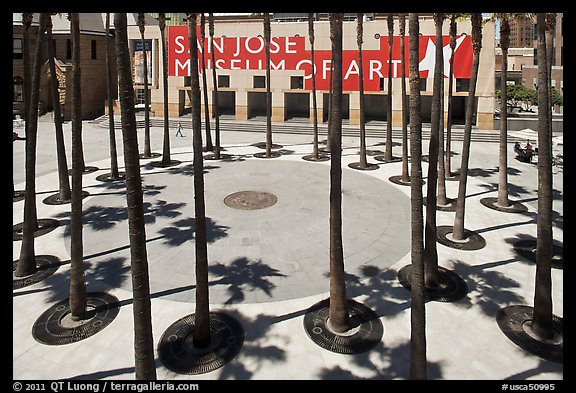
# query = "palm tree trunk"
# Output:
<box><xmin>385</xmin><ymin>14</ymin><xmax>394</xmax><ymax>161</ymax></box>
<box><xmin>69</xmin><ymin>12</ymin><xmax>87</xmax><ymax>320</ymax></box>
<box><xmin>46</xmin><ymin>14</ymin><xmax>71</xmax><ymax>202</ymax></box>
<box><xmin>327</xmin><ymin>13</ymin><xmax>350</xmax><ymax>334</ymax></box>
<box><xmin>435</xmin><ymin>15</ymin><xmax>448</xmax><ymax>207</ymax></box>
<box><xmin>138</xmin><ymin>14</ymin><xmax>152</xmax><ymax>158</ymax></box>
<box><xmin>357</xmin><ymin>13</ymin><xmax>368</xmax><ymax>168</ymax></box>
<box><xmin>15</xmin><ymin>13</ymin><xmax>45</xmax><ymax>277</ymax></box>
<box><xmin>399</xmin><ymin>14</ymin><xmax>410</xmax><ymax>182</ymax></box>
<box><xmin>264</xmin><ymin>13</ymin><xmax>273</xmax><ymax>157</ymax></box>
<box><xmin>423</xmin><ymin>13</ymin><xmax>443</xmax><ymax>287</ymax></box>
<box><xmin>200</xmin><ymin>14</ymin><xmax>213</xmax><ymax>152</ymax></box>
<box><xmin>209</xmin><ymin>13</ymin><xmax>221</xmax><ymax>159</ymax></box>
<box><xmin>187</xmin><ymin>13</ymin><xmax>211</xmax><ymax>347</ymax></box>
<box><xmin>114</xmin><ymin>12</ymin><xmax>157</xmax><ymax>379</ymax></box>
<box><xmin>497</xmin><ymin>16</ymin><xmax>511</xmax><ymax>207</ymax></box>
<box><xmin>445</xmin><ymin>15</ymin><xmax>457</xmax><ymax>178</ymax></box>
<box><xmin>105</xmin><ymin>13</ymin><xmax>121</xmax><ymax>179</ymax></box>
<box><xmin>159</xmin><ymin>13</ymin><xmax>172</xmax><ymax>164</ymax></box>
<box><xmin>452</xmin><ymin>13</ymin><xmax>482</xmax><ymax>240</ymax></box>
<box><xmin>309</xmin><ymin>13</ymin><xmax>320</xmax><ymax>159</ymax></box>
<box><xmin>531</xmin><ymin>12</ymin><xmax>554</xmax><ymax>341</ymax></box>
<box><xmin>408</xmin><ymin>12</ymin><xmax>427</xmax><ymax>380</ymax></box>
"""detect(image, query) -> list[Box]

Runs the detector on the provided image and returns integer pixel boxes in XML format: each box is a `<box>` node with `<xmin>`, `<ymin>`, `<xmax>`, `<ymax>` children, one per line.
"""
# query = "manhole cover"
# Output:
<box><xmin>158</xmin><ymin>311</ymin><xmax>244</xmax><ymax>374</ymax></box>
<box><xmin>224</xmin><ymin>191</ymin><xmax>278</xmax><ymax>210</ymax></box>
<box><xmin>303</xmin><ymin>298</ymin><xmax>383</xmax><ymax>354</ymax></box>
<box><xmin>32</xmin><ymin>292</ymin><xmax>120</xmax><ymax>345</ymax></box>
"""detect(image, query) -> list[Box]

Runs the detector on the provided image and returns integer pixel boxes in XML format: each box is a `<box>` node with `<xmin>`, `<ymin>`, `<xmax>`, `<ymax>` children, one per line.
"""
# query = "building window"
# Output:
<box><xmin>91</xmin><ymin>40</ymin><xmax>97</xmax><ymax>59</ymax></box>
<box><xmin>66</xmin><ymin>39</ymin><xmax>72</xmax><ymax>59</ymax></box>
<box><xmin>379</xmin><ymin>77</ymin><xmax>385</xmax><ymax>91</ymax></box>
<box><xmin>13</xmin><ymin>38</ymin><xmax>23</xmax><ymax>59</ymax></box>
<box><xmin>253</xmin><ymin>75</ymin><xmax>266</xmax><ymax>88</ymax></box>
<box><xmin>290</xmin><ymin>76</ymin><xmax>303</xmax><ymax>89</ymax></box>
<box><xmin>419</xmin><ymin>78</ymin><xmax>427</xmax><ymax>91</ymax></box>
<box><xmin>13</xmin><ymin>76</ymin><xmax>24</xmax><ymax>102</ymax></box>
<box><xmin>217</xmin><ymin>75</ymin><xmax>230</xmax><ymax>88</ymax></box>
<box><xmin>456</xmin><ymin>78</ymin><xmax>470</xmax><ymax>92</ymax></box>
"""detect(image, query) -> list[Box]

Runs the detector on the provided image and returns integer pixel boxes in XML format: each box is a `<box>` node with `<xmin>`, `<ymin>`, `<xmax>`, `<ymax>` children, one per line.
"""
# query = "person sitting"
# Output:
<box><xmin>525</xmin><ymin>142</ymin><xmax>533</xmax><ymax>162</ymax></box>
<box><xmin>514</xmin><ymin>141</ymin><xmax>522</xmax><ymax>153</ymax></box>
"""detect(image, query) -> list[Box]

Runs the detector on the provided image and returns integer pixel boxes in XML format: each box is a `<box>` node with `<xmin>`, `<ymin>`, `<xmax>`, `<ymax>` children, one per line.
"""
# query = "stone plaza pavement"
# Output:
<box><xmin>13</xmin><ymin>115</ymin><xmax>563</xmax><ymax>381</ymax></box>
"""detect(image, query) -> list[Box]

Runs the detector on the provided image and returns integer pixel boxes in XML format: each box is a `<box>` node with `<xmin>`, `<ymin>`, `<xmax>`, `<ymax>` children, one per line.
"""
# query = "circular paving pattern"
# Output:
<box><xmin>158</xmin><ymin>312</ymin><xmax>244</xmax><ymax>374</ymax></box>
<box><xmin>65</xmin><ymin>159</ymin><xmax>411</xmax><ymax>304</ymax></box>
<box><xmin>32</xmin><ymin>292</ymin><xmax>120</xmax><ymax>345</ymax></box>
<box><xmin>496</xmin><ymin>305</ymin><xmax>562</xmax><ymax>363</ymax></box>
<box><xmin>303</xmin><ymin>298</ymin><xmax>383</xmax><ymax>354</ymax></box>
<box><xmin>13</xmin><ymin>255</ymin><xmax>62</xmax><ymax>290</ymax></box>
<box><xmin>224</xmin><ymin>191</ymin><xmax>278</xmax><ymax>210</ymax></box>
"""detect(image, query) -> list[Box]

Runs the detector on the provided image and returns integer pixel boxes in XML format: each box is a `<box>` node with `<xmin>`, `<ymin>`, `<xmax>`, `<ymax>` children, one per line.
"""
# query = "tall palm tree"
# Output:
<box><xmin>408</xmin><ymin>12</ymin><xmax>427</xmax><ymax>380</ymax></box>
<box><xmin>200</xmin><ymin>13</ymin><xmax>214</xmax><ymax>152</ymax></box>
<box><xmin>422</xmin><ymin>13</ymin><xmax>444</xmax><ymax>287</ymax></box>
<box><xmin>353</xmin><ymin>13</ymin><xmax>369</xmax><ymax>169</ymax></box>
<box><xmin>15</xmin><ymin>12</ymin><xmax>47</xmax><ymax>277</ymax></box>
<box><xmin>208</xmin><ymin>13</ymin><xmax>222</xmax><ymax>159</ymax></box>
<box><xmin>545</xmin><ymin>14</ymin><xmax>556</xmax><ymax>139</ymax></box>
<box><xmin>187</xmin><ymin>12</ymin><xmax>211</xmax><ymax>347</ymax></box>
<box><xmin>531</xmin><ymin>12</ymin><xmax>555</xmax><ymax>341</ymax></box>
<box><xmin>137</xmin><ymin>13</ymin><xmax>153</xmax><ymax>159</ymax></box>
<box><xmin>451</xmin><ymin>13</ymin><xmax>482</xmax><ymax>241</ymax></box>
<box><xmin>385</xmin><ymin>14</ymin><xmax>394</xmax><ymax>161</ymax></box>
<box><xmin>264</xmin><ymin>12</ymin><xmax>274</xmax><ymax>158</ymax></box>
<box><xmin>68</xmin><ymin>12</ymin><xmax>87</xmax><ymax>320</ymax></box>
<box><xmin>435</xmin><ymin>20</ymin><xmax>450</xmax><ymax>208</ymax></box>
<box><xmin>104</xmin><ymin>12</ymin><xmax>123</xmax><ymax>180</ymax></box>
<box><xmin>327</xmin><ymin>12</ymin><xmax>350</xmax><ymax>333</ymax></box>
<box><xmin>399</xmin><ymin>13</ymin><xmax>410</xmax><ymax>183</ymax></box>
<box><xmin>46</xmin><ymin>13</ymin><xmax>72</xmax><ymax>202</ymax></box>
<box><xmin>114</xmin><ymin>12</ymin><xmax>157</xmax><ymax>379</ymax></box>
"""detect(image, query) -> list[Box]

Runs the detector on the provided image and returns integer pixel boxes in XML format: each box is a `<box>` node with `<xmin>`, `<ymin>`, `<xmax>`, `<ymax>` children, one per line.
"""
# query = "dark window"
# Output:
<box><xmin>419</xmin><ymin>78</ymin><xmax>427</xmax><ymax>91</ymax></box>
<box><xmin>91</xmin><ymin>40</ymin><xmax>97</xmax><ymax>59</ymax></box>
<box><xmin>456</xmin><ymin>78</ymin><xmax>470</xmax><ymax>92</ymax></box>
<box><xmin>66</xmin><ymin>39</ymin><xmax>72</xmax><ymax>59</ymax></box>
<box><xmin>290</xmin><ymin>76</ymin><xmax>303</xmax><ymax>89</ymax></box>
<box><xmin>253</xmin><ymin>75</ymin><xmax>266</xmax><ymax>88</ymax></box>
<box><xmin>379</xmin><ymin>77</ymin><xmax>384</xmax><ymax>91</ymax></box>
<box><xmin>13</xmin><ymin>38</ymin><xmax>23</xmax><ymax>59</ymax></box>
<box><xmin>217</xmin><ymin>75</ymin><xmax>230</xmax><ymax>88</ymax></box>
<box><xmin>13</xmin><ymin>76</ymin><xmax>24</xmax><ymax>102</ymax></box>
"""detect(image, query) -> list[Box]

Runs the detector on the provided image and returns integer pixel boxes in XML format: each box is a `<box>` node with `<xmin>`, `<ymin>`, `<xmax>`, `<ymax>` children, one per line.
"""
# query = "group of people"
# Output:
<box><xmin>514</xmin><ymin>141</ymin><xmax>537</xmax><ymax>162</ymax></box>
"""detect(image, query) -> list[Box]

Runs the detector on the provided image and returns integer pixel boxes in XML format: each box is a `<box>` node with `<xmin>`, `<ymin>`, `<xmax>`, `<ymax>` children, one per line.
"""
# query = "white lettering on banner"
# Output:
<box><xmin>271</xmin><ymin>60</ymin><xmax>286</xmax><ymax>70</ymax></box>
<box><xmin>208</xmin><ymin>36</ymin><xmax>225</xmax><ymax>53</ymax></box>
<box><xmin>174</xmin><ymin>35</ymin><xmax>186</xmax><ymax>54</ymax></box>
<box><xmin>369</xmin><ymin>59</ymin><xmax>383</xmax><ymax>80</ymax></box>
<box><xmin>344</xmin><ymin>60</ymin><xmax>360</xmax><ymax>80</ymax></box>
<box><xmin>230</xmin><ymin>59</ymin><xmax>241</xmax><ymax>69</ymax></box>
<box><xmin>270</xmin><ymin>38</ymin><xmax>281</xmax><ymax>54</ymax></box>
<box><xmin>387</xmin><ymin>59</ymin><xmax>402</xmax><ymax>78</ymax></box>
<box><xmin>215</xmin><ymin>59</ymin><xmax>225</xmax><ymax>69</ymax></box>
<box><xmin>245</xmin><ymin>36</ymin><xmax>265</xmax><ymax>54</ymax></box>
<box><xmin>285</xmin><ymin>37</ymin><xmax>297</xmax><ymax>54</ymax></box>
<box><xmin>295</xmin><ymin>59</ymin><xmax>314</xmax><ymax>79</ymax></box>
<box><xmin>176</xmin><ymin>58</ymin><xmax>189</xmax><ymax>74</ymax></box>
<box><xmin>322</xmin><ymin>59</ymin><xmax>332</xmax><ymax>80</ymax></box>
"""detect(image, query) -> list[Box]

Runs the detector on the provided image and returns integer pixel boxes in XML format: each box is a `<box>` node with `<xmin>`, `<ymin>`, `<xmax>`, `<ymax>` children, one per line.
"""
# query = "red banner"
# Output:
<box><xmin>168</xmin><ymin>25</ymin><xmax>473</xmax><ymax>92</ymax></box>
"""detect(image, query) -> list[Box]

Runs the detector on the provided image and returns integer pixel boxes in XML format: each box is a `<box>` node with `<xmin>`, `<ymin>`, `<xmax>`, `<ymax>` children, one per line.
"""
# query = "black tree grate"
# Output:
<box><xmin>496</xmin><ymin>305</ymin><xmax>563</xmax><ymax>363</ymax></box>
<box><xmin>303</xmin><ymin>298</ymin><xmax>383</xmax><ymax>354</ymax></box>
<box><xmin>158</xmin><ymin>312</ymin><xmax>244</xmax><ymax>375</ymax></box>
<box><xmin>13</xmin><ymin>255</ymin><xmax>62</xmax><ymax>290</ymax></box>
<box><xmin>32</xmin><ymin>292</ymin><xmax>120</xmax><ymax>345</ymax></box>
<box><xmin>68</xmin><ymin>166</ymin><xmax>100</xmax><ymax>175</ymax></box>
<box><xmin>13</xmin><ymin>218</ymin><xmax>60</xmax><ymax>241</ymax></box>
<box><xmin>348</xmin><ymin>162</ymin><xmax>380</xmax><ymax>171</ymax></box>
<box><xmin>480</xmin><ymin>197</ymin><xmax>528</xmax><ymax>214</ymax></box>
<box><xmin>436</xmin><ymin>225</ymin><xmax>487</xmax><ymax>251</ymax></box>
<box><xmin>397</xmin><ymin>264</ymin><xmax>469</xmax><ymax>302</ymax></box>
<box><xmin>43</xmin><ymin>190</ymin><xmax>90</xmax><ymax>205</ymax></box>
<box><xmin>95</xmin><ymin>172</ymin><xmax>126</xmax><ymax>182</ymax></box>
<box><xmin>513</xmin><ymin>239</ymin><xmax>563</xmax><ymax>269</ymax></box>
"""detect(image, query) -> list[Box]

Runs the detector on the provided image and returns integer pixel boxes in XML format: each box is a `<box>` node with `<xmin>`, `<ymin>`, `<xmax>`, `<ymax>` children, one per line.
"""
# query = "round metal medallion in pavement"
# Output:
<box><xmin>303</xmin><ymin>298</ymin><xmax>383</xmax><ymax>354</ymax></box>
<box><xmin>158</xmin><ymin>312</ymin><xmax>244</xmax><ymax>374</ymax></box>
<box><xmin>13</xmin><ymin>255</ymin><xmax>61</xmax><ymax>290</ymax></box>
<box><xmin>32</xmin><ymin>292</ymin><xmax>120</xmax><ymax>345</ymax></box>
<box><xmin>13</xmin><ymin>218</ymin><xmax>60</xmax><ymax>241</ymax></box>
<box><xmin>513</xmin><ymin>239</ymin><xmax>563</xmax><ymax>269</ymax></box>
<box><xmin>496</xmin><ymin>305</ymin><xmax>563</xmax><ymax>363</ymax></box>
<box><xmin>397</xmin><ymin>264</ymin><xmax>468</xmax><ymax>302</ymax></box>
<box><xmin>224</xmin><ymin>191</ymin><xmax>278</xmax><ymax>210</ymax></box>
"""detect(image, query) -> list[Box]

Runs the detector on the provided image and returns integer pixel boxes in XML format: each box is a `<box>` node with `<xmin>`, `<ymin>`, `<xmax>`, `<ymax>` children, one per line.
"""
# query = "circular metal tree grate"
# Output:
<box><xmin>68</xmin><ymin>166</ymin><xmax>100</xmax><ymax>175</ymax></box>
<box><xmin>480</xmin><ymin>197</ymin><xmax>528</xmax><ymax>214</ymax></box>
<box><xmin>204</xmin><ymin>153</ymin><xmax>232</xmax><ymax>161</ymax></box>
<box><xmin>32</xmin><ymin>292</ymin><xmax>120</xmax><ymax>345</ymax></box>
<box><xmin>496</xmin><ymin>305</ymin><xmax>563</xmax><ymax>363</ymax></box>
<box><xmin>303</xmin><ymin>298</ymin><xmax>383</xmax><ymax>354</ymax></box>
<box><xmin>139</xmin><ymin>152</ymin><xmax>162</xmax><ymax>160</ymax></box>
<box><xmin>397</xmin><ymin>264</ymin><xmax>468</xmax><ymax>302</ymax></box>
<box><xmin>13</xmin><ymin>190</ymin><xmax>26</xmax><ymax>203</ymax></box>
<box><xmin>302</xmin><ymin>153</ymin><xmax>330</xmax><ymax>162</ymax></box>
<box><xmin>253</xmin><ymin>151</ymin><xmax>282</xmax><ymax>159</ymax></box>
<box><xmin>13</xmin><ymin>218</ymin><xmax>60</xmax><ymax>241</ymax></box>
<box><xmin>347</xmin><ymin>162</ymin><xmax>379</xmax><ymax>171</ymax></box>
<box><xmin>43</xmin><ymin>190</ymin><xmax>90</xmax><ymax>205</ymax></box>
<box><xmin>436</xmin><ymin>225</ymin><xmax>487</xmax><ymax>251</ymax></box>
<box><xmin>251</xmin><ymin>142</ymin><xmax>283</xmax><ymax>150</ymax></box>
<box><xmin>513</xmin><ymin>239</ymin><xmax>563</xmax><ymax>269</ymax></box>
<box><xmin>373</xmin><ymin>155</ymin><xmax>402</xmax><ymax>163</ymax></box>
<box><xmin>224</xmin><ymin>191</ymin><xmax>278</xmax><ymax>210</ymax></box>
<box><xmin>95</xmin><ymin>172</ymin><xmax>126</xmax><ymax>182</ymax></box>
<box><xmin>158</xmin><ymin>312</ymin><xmax>244</xmax><ymax>375</ymax></box>
<box><xmin>13</xmin><ymin>255</ymin><xmax>62</xmax><ymax>290</ymax></box>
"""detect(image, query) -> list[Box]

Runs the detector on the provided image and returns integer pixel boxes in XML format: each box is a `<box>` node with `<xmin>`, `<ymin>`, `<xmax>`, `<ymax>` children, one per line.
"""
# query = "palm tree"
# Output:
<box><xmin>385</xmin><ymin>13</ymin><xmax>394</xmax><ymax>161</ymax></box>
<box><xmin>435</xmin><ymin>14</ymin><xmax>450</xmax><ymax>208</ymax></box>
<box><xmin>264</xmin><ymin>13</ymin><xmax>275</xmax><ymax>158</ymax></box>
<box><xmin>46</xmin><ymin>13</ymin><xmax>72</xmax><ymax>202</ymax></box>
<box><xmin>200</xmin><ymin>13</ymin><xmax>214</xmax><ymax>152</ymax></box>
<box><xmin>15</xmin><ymin>12</ymin><xmax>47</xmax><ymax>277</ymax></box>
<box><xmin>68</xmin><ymin>12</ymin><xmax>88</xmax><ymax>320</ymax></box>
<box><xmin>137</xmin><ymin>13</ymin><xmax>154</xmax><ymax>159</ymax></box>
<box><xmin>408</xmin><ymin>12</ymin><xmax>427</xmax><ymax>380</ymax></box>
<box><xmin>102</xmin><ymin>12</ymin><xmax>124</xmax><ymax>181</ymax></box>
<box><xmin>187</xmin><ymin>12</ymin><xmax>211</xmax><ymax>347</ymax></box>
<box><xmin>114</xmin><ymin>12</ymin><xmax>157</xmax><ymax>379</ymax></box>
<box><xmin>451</xmin><ymin>13</ymin><xmax>482</xmax><ymax>241</ymax></box>
<box><xmin>208</xmin><ymin>13</ymin><xmax>222</xmax><ymax>159</ymax></box>
<box><xmin>302</xmin><ymin>13</ymin><xmax>328</xmax><ymax>162</ymax></box>
<box><xmin>399</xmin><ymin>13</ymin><xmax>410</xmax><ymax>183</ymax></box>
